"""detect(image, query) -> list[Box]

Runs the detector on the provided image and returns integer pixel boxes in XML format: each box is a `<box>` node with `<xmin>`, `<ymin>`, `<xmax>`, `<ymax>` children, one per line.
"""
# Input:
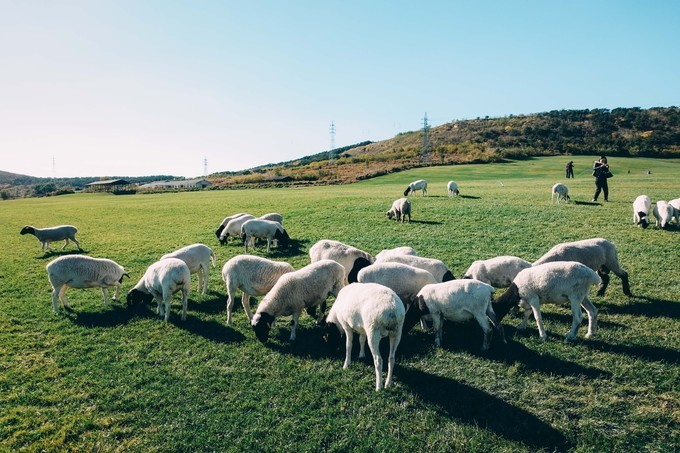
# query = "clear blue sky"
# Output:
<box><xmin>2</xmin><ymin>1</ymin><xmax>678</xmax><ymax>178</ymax></box>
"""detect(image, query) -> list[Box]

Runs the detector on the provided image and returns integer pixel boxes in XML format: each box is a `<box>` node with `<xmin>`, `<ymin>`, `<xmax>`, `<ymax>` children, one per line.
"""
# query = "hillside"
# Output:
<box><xmin>210</xmin><ymin>106</ymin><xmax>680</xmax><ymax>187</ymax></box>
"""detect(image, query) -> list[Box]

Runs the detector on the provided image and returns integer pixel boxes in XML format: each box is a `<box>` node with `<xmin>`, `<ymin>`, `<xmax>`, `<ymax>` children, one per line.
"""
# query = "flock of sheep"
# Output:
<box><xmin>21</xmin><ymin>175</ymin><xmax>649</xmax><ymax>391</ymax></box>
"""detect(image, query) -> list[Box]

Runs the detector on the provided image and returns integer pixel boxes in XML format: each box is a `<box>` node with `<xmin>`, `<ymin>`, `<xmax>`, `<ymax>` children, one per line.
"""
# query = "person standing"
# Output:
<box><xmin>592</xmin><ymin>156</ymin><xmax>610</xmax><ymax>201</ymax></box>
<box><xmin>565</xmin><ymin>161</ymin><xmax>574</xmax><ymax>178</ymax></box>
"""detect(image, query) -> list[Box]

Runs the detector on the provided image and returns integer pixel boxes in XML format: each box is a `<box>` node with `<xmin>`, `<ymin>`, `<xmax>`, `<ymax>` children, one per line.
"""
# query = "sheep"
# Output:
<box><xmin>414</xmin><ymin>279</ymin><xmax>501</xmax><ymax>350</ymax></box>
<box><xmin>126</xmin><ymin>258</ymin><xmax>191</xmax><ymax>322</ymax></box>
<box><xmin>492</xmin><ymin>261</ymin><xmax>600</xmax><ymax>341</ymax></box>
<box><xmin>309</xmin><ymin>239</ymin><xmax>374</xmax><ymax>283</ymax></box>
<box><xmin>653</xmin><ymin>200</ymin><xmax>676</xmax><ymax>230</ymax></box>
<box><xmin>240</xmin><ymin>219</ymin><xmax>290</xmax><ymax>253</ymax></box>
<box><xmin>357</xmin><ymin>261</ymin><xmax>437</xmax><ymax>334</ymax></box>
<box><xmin>632</xmin><ymin>195</ymin><xmax>652</xmax><ymax>228</ymax></box>
<box><xmin>551</xmin><ymin>183</ymin><xmax>570</xmax><ymax>204</ymax></box>
<box><xmin>379</xmin><ymin>254</ymin><xmax>455</xmax><ymax>283</ymax></box>
<box><xmin>386</xmin><ymin>197</ymin><xmax>411</xmax><ymax>223</ymax></box>
<box><xmin>670</xmin><ymin>198</ymin><xmax>680</xmax><ymax>226</ymax></box>
<box><xmin>322</xmin><ymin>283</ymin><xmax>405</xmax><ymax>391</ymax></box>
<box><xmin>46</xmin><ymin>255</ymin><xmax>128</xmax><ymax>314</ymax></box>
<box><xmin>532</xmin><ymin>237</ymin><xmax>631</xmax><ymax>296</ymax></box>
<box><xmin>375</xmin><ymin>246</ymin><xmax>417</xmax><ymax>262</ymax></box>
<box><xmin>463</xmin><ymin>256</ymin><xmax>532</xmax><ymax>288</ymax></box>
<box><xmin>21</xmin><ymin>225</ymin><xmax>81</xmax><ymax>252</ymax></box>
<box><xmin>215</xmin><ymin>213</ymin><xmax>250</xmax><ymax>239</ymax></box>
<box><xmin>447</xmin><ymin>181</ymin><xmax>460</xmax><ymax>197</ymax></box>
<box><xmin>160</xmin><ymin>243</ymin><xmax>216</xmax><ymax>295</ymax></box>
<box><xmin>403</xmin><ymin>179</ymin><xmax>428</xmax><ymax>197</ymax></box>
<box><xmin>221</xmin><ymin>255</ymin><xmax>295</xmax><ymax>325</ymax></box>
<box><xmin>219</xmin><ymin>214</ymin><xmax>256</xmax><ymax>245</ymax></box>
<box><xmin>251</xmin><ymin>259</ymin><xmax>346</xmax><ymax>342</ymax></box>
<box><xmin>258</xmin><ymin>212</ymin><xmax>283</xmax><ymax>224</ymax></box>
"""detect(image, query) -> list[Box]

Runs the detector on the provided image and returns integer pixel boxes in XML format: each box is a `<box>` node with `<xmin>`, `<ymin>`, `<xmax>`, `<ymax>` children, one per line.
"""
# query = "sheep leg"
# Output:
<box><xmin>266</xmin><ymin>238</ymin><xmax>271</xmax><ymax>253</ymax></box>
<box><xmin>289</xmin><ymin>312</ymin><xmax>300</xmax><ymax>341</ymax></box>
<box><xmin>181</xmin><ymin>288</ymin><xmax>189</xmax><ymax>321</ymax></box>
<box><xmin>486</xmin><ymin>306</ymin><xmax>507</xmax><ymax>344</ymax></box>
<box><xmin>358</xmin><ymin>334</ymin><xmax>367</xmax><ymax>359</ymax></box>
<box><xmin>581</xmin><ymin>297</ymin><xmax>598</xmax><ymax>338</ymax></box>
<box><xmin>51</xmin><ymin>287</ymin><xmax>61</xmax><ymax>313</ymax></box>
<box><xmin>528</xmin><ymin>300</ymin><xmax>547</xmax><ymax>340</ymax></box>
<box><xmin>596</xmin><ymin>268</ymin><xmax>610</xmax><ymax>296</ymax></box>
<box><xmin>368</xmin><ymin>331</ymin><xmax>384</xmax><ymax>391</ymax></box>
<box><xmin>241</xmin><ymin>293</ymin><xmax>254</xmax><ymax>321</ymax></box>
<box><xmin>58</xmin><ymin>285</ymin><xmax>71</xmax><ymax>310</ymax></box>
<box><xmin>566</xmin><ymin>297</ymin><xmax>585</xmax><ymax>341</ymax></box>
<box><xmin>432</xmin><ymin>314</ymin><xmax>443</xmax><ymax>347</ymax></box>
<box><xmin>163</xmin><ymin>296</ymin><xmax>171</xmax><ymax>322</ymax></box>
<box><xmin>101</xmin><ymin>287</ymin><xmax>110</xmax><ymax>305</ymax></box>
<box><xmin>385</xmin><ymin>328</ymin><xmax>402</xmax><ymax>389</ymax></box>
<box><xmin>72</xmin><ymin>237</ymin><xmax>81</xmax><ymax>250</ymax></box>
<box><xmin>343</xmin><ymin>329</ymin><xmax>353</xmax><ymax>369</ymax></box>
<box><xmin>112</xmin><ymin>283</ymin><xmax>121</xmax><ymax>301</ymax></box>
<box><xmin>517</xmin><ymin>304</ymin><xmax>532</xmax><ymax>331</ymax></box>
<box><xmin>474</xmin><ymin>313</ymin><xmax>493</xmax><ymax>351</ymax></box>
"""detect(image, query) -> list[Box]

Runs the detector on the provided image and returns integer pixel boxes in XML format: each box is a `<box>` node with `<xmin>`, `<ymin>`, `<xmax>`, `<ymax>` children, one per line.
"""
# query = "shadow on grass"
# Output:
<box><xmin>582</xmin><ymin>339</ymin><xmax>679</xmax><ymax>364</ymax></box>
<box><xmin>37</xmin><ymin>249</ymin><xmax>88</xmax><ymax>259</ymax></box>
<box><xmin>536</xmin><ymin>310</ymin><xmax>626</xmax><ymax>329</ymax></box>
<box><xmin>408</xmin><ymin>219</ymin><xmax>442</xmax><ymax>225</ymax></box>
<box><xmin>458</xmin><ymin>194</ymin><xmax>481</xmax><ymax>199</ymax></box>
<box><xmin>189</xmin><ymin>292</ymin><xmax>227</xmax><ymax>315</ymax></box>
<box><xmin>173</xmin><ymin>314</ymin><xmax>246</xmax><ymax>344</ymax></box>
<box><xmin>597</xmin><ymin>296</ymin><xmax>680</xmax><ymax>319</ymax></box>
<box><xmin>266</xmin><ymin>238</ymin><xmax>309</xmax><ymax>259</ymax></box>
<box><xmin>397</xmin><ymin>366</ymin><xmax>573</xmax><ymax>452</ymax></box>
<box><xmin>572</xmin><ymin>200</ymin><xmax>600</xmax><ymax>206</ymax></box>
<box><xmin>68</xmin><ymin>303</ymin><xmax>136</xmax><ymax>327</ymax></box>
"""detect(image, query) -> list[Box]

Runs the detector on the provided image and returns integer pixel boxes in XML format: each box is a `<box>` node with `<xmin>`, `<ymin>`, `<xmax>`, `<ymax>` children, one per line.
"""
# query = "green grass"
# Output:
<box><xmin>1</xmin><ymin>156</ymin><xmax>678</xmax><ymax>451</ymax></box>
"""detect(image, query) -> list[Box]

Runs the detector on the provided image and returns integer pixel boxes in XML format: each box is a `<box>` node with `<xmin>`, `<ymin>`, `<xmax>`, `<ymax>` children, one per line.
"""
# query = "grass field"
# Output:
<box><xmin>1</xmin><ymin>156</ymin><xmax>678</xmax><ymax>451</ymax></box>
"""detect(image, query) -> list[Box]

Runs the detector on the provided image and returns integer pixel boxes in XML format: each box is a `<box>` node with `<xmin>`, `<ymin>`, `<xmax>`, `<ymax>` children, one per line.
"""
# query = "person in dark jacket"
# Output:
<box><xmin>592</xmin><ymin>156</ymin><xmax>610</xmax><ymax>201</ymax></box>
<box><xmin>565</xmin><ymin>161</ymin><xmax>574</xmax><ymax>178</ymax></box>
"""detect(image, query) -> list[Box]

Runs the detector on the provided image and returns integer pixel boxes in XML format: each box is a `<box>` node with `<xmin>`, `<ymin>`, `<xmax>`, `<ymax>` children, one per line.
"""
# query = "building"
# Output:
<box><xmin>138</xmin><ymin>179</ymin><xmax>213</xmax><ymax>190</ymax></box>
<box><xmin>85</xmin><ymin>179</ymin><xmax>136</xmax><ymax>194</ymax></box>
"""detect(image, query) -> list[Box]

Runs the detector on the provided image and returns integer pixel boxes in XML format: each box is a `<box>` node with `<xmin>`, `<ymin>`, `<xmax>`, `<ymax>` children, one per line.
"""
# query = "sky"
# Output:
<box><xmin>1</xmin><ymin>1</ymin><xmax>679</xmax><ymax>178</ymax></box>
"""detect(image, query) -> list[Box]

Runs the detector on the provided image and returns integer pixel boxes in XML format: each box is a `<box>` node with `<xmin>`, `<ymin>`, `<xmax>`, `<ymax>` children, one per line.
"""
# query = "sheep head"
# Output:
<box><xmin>20</xmin><ymin>225</ymin><xmax>35</xmax><ymax>235</ymax></box>
<box><xmin>126</xmin><ymin>288</ymin><xmax>153</xmax><ymax>307</ymax></box>
<box><xmin>252</xmin><ymin>312</ymin><xmax>275</xmax><ymax>343</ymax></box>
<box><xmin>491</xmin><ymin>283</ymin><xmax>521</xmax><ymax>321</ymax></box>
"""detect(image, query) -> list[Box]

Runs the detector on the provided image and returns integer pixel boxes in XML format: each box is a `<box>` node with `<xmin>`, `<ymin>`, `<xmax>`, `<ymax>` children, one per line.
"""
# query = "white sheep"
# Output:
<box><xmin>532</xmin><ymin>237</ymin><xmax>631</xmax><ymax>296</ymax></box>
<box><xmin>322</xmin><ymin>283</ymin><xmax>405</xmax><ymax>391</ymax></box>
<box><xmin>215</xmin><ymin>213</ymin><xmax>250</xmax><ymax>239</ymax></box>
<box><xmin>161</xmin><ymin>243</ymin><xmax>216</xmax><ymax>295</ymax></box>
<box><xmin>670</xmin><ymin>198</ymin><xmax>680</xmax><ymax>226</ymax></box>
<box><xmin>309</xmin><ymin>239</ymin><xmax>374</xmax><ymax>283</ymax></box>
<box><xmin>653</xmin><ymin>200</ymin><xmax>676</xmax><ymax>230</ymax></box>
<box><xmin>375</xmin><ymin>246</ymin><xmax>417</xmax><ymax>261</ymax></box>
<box><xmin>493</xmin><ymin>261</ymin><xmax>600</xmax><ymax>341</ymax></box>
<box><xmin>46</xmin><ymin>255</ymin><xmax>128</xmax><ymax>314</ymax></box>
<box><xmin>463</xmin><ymin>255</ymin><xmax>532</xmax><ymax>288</ymax></box>
<box><xmin>240</xmin><ymin>219</ymin><xmax>290</xmax><ymax>253</ymax></box>
<box><xmin>258</xmin><ymin>212</ymin><xmax>283</xmax><ymax>224</ymax></box>
<box><xmin>221</xmin><ymin>255</ymin><xmax>295</xmax><ymax>325</ymax></box>
<box><xmin>447</xmin><ymin>181</ymin><xmax>460</xmax><ymax>197</ymax></box>
<box><xmin>126</xmin><ymin>258</ymin><xmax>191</xmax><ymax>322</ymax></box>
<box><xmin>404</xmin><ymin>179</ymin><xmax>428</xmax><ymax>197</ymax></box>
<box><xmin>386</xmin><ymin>197</ymin><xmax>411</xmax><ymax>223</ymax></box>
<box><xmin>632</xmin><ymin>195</ymin><xmax>652</xmax><ymax>228</ymax></box>
<box><xmin>21</xmin><ymin>225</ymin><xmax>81</xmax><ymax>252</ymax></box>
<box><xmin>379</xmin><ymin>254</ymin><xmax>455</xmax><ymax>282</ymax></box>
<box><xmin>415</xmin><ymin>279</ymin><xmax>500</xmax><ymax>350</ymax></box>
<box><xmin>251</xmin><ymin>259</ymin><xmax>346</xmax><ymax>342</ymax></box>
<box><xmin>551</xmin><ymin>183</ymin><xmax>570</xmax><ymax>204</ymax></box>
<box><xmin>219</xmin><ymin>214</ymin><xmax>256</xmax><ymax>245</ymax></box>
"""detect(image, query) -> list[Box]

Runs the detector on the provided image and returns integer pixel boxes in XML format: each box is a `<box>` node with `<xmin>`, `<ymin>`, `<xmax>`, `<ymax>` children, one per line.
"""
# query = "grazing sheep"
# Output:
<box><xmin>386</xmin><ymin>197</ymin><xmax>412</xmax><ymax>223</ymax></box>
<box><xmin>463</xmin><ymin>256</ymin><xmax>532</xmax><ymax>288</ymax></box>
<box><xmin>126</xmin><ymin>258</ymin><xmax>191</xmax><ymax>322</ymax></box>
<box><xmin>221</xmin><ymin>255</ymin><xmax>294</xmax><ymax>325</ymax></box>
<box><xmin>240</xmin><ymin>219</ymin><xmax>290</xmax><ymax>253</ymax></box>
<box><xmin>404</xmin><ymin>179</ymin><xmax>428</xmax><ymax>197</ymax></box>
<box><xmin>219</xmin><ymin>214</ymin><xmax>256</xmax><ymax>245</ymax></box>
<box><xmin>21</xmin><ymin>225</ymin><xmax>81</xmax><ymax>252</ymax></box>
<box><xmin>251</xmin><ymin>259</ymin><xmax>346</xmax><ymax>342</ymax></box>
<box><xmin>653</xmin><ymin>201</ymin><xmax>676</xmax><ymax>230</ymax></box>
<box><xmin>258</xmin><ymin>212</ymin><xmax>284</xmax><ymax>224</ymax></box>
<box><xmin>379</xmin><ymin>254</ymin><xmax>455</xmax><ymax>283</ymax></box>
<box><xmin>670</xmin><ymin>198</ymin><xmax>680</xmax><ymax>226</ymax></box>
<box><xmin>493</xmin><ymin>261</ymin><xmax>600</xmax><ymax>341</ymax></box>
<box><xmin>632</xmin><ymin>195</ymin><xmax>651</xmax><ymax>229</ymax></box>
<box><xmin>309</xmin><ymin>239</ymin><xmax>374</xmax><ymax>283</ymax></box>
<box><xmin>161</xmin><ymin>243</ymin><xmax>215</xmax><ymax>295</ymax></box>
<box><xmin>532</xmin><ymin>237</ymin><xmax>631</xmax><ymax>296</ymax></box>
<box><xmin>447</xmin><ymin>181</ymin><xmax>460</xmax><ymax>197</ymax></box>
<box><xmin>375</xmin><ymin>246</ymin><xmax>417</xmax><ymax>261</ymax></box>
<box><xmin>322</xmin><ymin>283</ymin><xmax>405</xmax><ymax>391</ymax></box>
<box><xmin>414</xmin><ymin>279</ymin><xmax>500</xmax><ymax>350</ymax></box>
<box><xmin>215</xmin><ymin>213</ymin><xmax>250</xmax><ymax>239</ymax></box>
<box><xmin>551</xmin><ymin>183</ymin><xmax>570</xmax><ymax>204</ymax></box>
<box><xmin>46</xmin><ymin>255</ymin><xmax>128</xmax><ymax>314</ymax></box>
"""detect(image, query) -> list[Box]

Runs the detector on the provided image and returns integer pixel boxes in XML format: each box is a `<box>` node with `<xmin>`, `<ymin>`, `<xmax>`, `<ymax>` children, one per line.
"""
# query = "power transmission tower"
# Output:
<box><xmin>52</xmin><ymin>155</ymin><xmax>56</xmax><ymax>179</ymax></box>
<box><xmin>420</xmin><ymin>112</ymin><xmax>431</xmax><ymax>163</ymax></box>
<box><xmin>203</xmin><ymin>157</ymin><xmax>208</xmax><ymax>176</ymax></box>
<box><xmin>329</xmin><ymin>121</ymin><xmax>336</xmax><ymax>164</ymax></box>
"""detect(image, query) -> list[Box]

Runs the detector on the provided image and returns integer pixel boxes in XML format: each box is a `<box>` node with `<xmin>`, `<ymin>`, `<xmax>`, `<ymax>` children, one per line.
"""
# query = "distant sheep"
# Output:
<box><xmin>632</xmin><ymin>195</ymin><xmax>651</xmax><ymax>228</ymax></box>
<box><xmin>375</xmin><ymin>246</ymin><xmax>417</xmax><ymax>261</ymax></box>
<box><xmin>161</xmin><ymin>243</ymin><xmax>216</xmax><ymax>294</ymax></box>
<box><xmin>653</xmin><ymin>200</ymin><xmax>677</xmax><ymax>230</ymax></box>
<box><xmin>215</xmin><ymin>213</ymin><xmax>250</xmax><ymax>239</ymax></box>
<box><xmin>532</xmin><ymin>237</ymin><xmax>631</xmax><ymax>297</ymax></box>
<box><xmin>221</xmin><ymin>255</ymin><xmax>294</xmax><ymax>325</ymax></box>
<box><xmin>323</xmin><ymin>283</ymin><xmax>405</xmax><ymax>391</ymax></box>
<box><xmin>127</xmin><ymin>258</ymin><xmax>191</xmax><ymax>322</ymax></box>
<box><xmin>551</xmin><ymin>183</ymin><xmax>570</xmax><ymax>204</ymax></box>
<box><xmin>493</xmin><ymin>261</ymin><xmax>600</xmax><ymax>341</ymax></box>
<box><xmin>386</xmin><ymin>197</ymin><xmax>411</xmax><ymax>223</ymax></box>
<box><xmin>219</xmin><ymin>214</ymin><xmax>256</xmax><ymax>245</ymax></box>
<box><xmin>309</xmin><ymin>239</ymin><xmax>374</xmax><ymax>283</ymax></box>
<box><xmin>21</xmin><ymin>225</ymin><xmax>81</xmax><ymax>252</ymax></box>
<box><xmin>463</xmin><ymin>255</ymin><xmax>532</xmax><ymax>288</ymax></box>
<box><xmin>404</xmin><ymin>179</ymin><xmax>427</xmax><ymax>197</ymax></box>
<box><xmin>240</xmin><ymin>219</ymin><xmax>290</xmax><ymax>253</ymax></box>
<box><xmin>46</xmin><ymin>255</ymin><xmax>128</xmax><ymax>313</ymax></box>
<box><xmin>379</xmin><ymin>254</ymin><xmax>455</xmax><ymax>283</ymax></box>
<box><xmin>447</xmin><ymin>181</ymin><xmax>460</xmax><ymax>197</ymax></box>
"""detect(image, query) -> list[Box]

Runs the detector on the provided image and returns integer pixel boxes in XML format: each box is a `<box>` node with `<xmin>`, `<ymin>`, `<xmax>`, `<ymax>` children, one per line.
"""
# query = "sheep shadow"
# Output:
<box><xmin>37</xmin><ymin>249</ymin><xmax>88</xmax><ymax>260</ymax></box>
<box><xmin>582</xmin><ymin>339</ymin><xmax>679</xmax><ymax>364</ymax></box>
<box><xmin>265</xmin><ymin>238</ymin><xmax>308</xmax><ymax>259</ymax></box>
<box><xmin>572</xmin><ymin>200</ymin><xmax>600</xmax><ymax>206</ymax></box>
<box><xmin>397</xmin><ymin>366</ymin><xmax>572</xmax><ymax>451</ymax></box>
<box><xmin>458</xmin><ymin>194</ymin><xmax>481</xmax><ymax>199</ymax></box>
<box><xmin>532</xmin><ymin>310</ymin><xmax>626</xmax><ymax>329</ymax></box>
<box><xmin>172</xmin><ymin>314</ymin><xmax>246</xmax><ymax>344</ymax></box>
<box><xmin>188</xmin><ymin>292</ymin><xmax>228</xmax><ymax>315</ymax></box>
<box><xmin>67</xmin><ymin>303</ymin><xmax>137</xmax><ymax>327</ymax></box>
<box><xmin>408</xmin><ymin>219</ymin><xmax>442</xmax><ymax>225</ymax></box>
<box><xmin>597</xmin><ymin>296</ymin><xmax>680</xmax><ymax>319</ymax></box>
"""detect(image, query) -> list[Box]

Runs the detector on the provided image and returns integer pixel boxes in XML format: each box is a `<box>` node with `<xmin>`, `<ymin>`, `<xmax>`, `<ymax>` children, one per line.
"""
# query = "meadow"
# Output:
<box><xmin>1</xmin><ymin>156</ymin><xmax>678</xmax><ymax>452</ymax></box>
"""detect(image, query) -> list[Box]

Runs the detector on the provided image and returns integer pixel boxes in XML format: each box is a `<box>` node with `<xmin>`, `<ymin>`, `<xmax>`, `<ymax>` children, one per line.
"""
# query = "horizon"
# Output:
<box><xmin>2</xmin><ymin>1</ymin><xmax>679</xmax><ymax>178</ymax></box>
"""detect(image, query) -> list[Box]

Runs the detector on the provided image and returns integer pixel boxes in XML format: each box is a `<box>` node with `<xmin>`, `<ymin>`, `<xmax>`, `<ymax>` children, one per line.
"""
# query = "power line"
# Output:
<box><xmin>420</xmin><ymin>112</ymin><xmax>431</xmax><ymax>163</ymax></box>
<box><xmin>329</xmin><ymin>121</ymin><xmax>336</xmax><ymax>164</ymax></box>
<box><xmin>203</xmin><ymin>157</ymin><xmax>208</xmax><ymax>176</ymax></box>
